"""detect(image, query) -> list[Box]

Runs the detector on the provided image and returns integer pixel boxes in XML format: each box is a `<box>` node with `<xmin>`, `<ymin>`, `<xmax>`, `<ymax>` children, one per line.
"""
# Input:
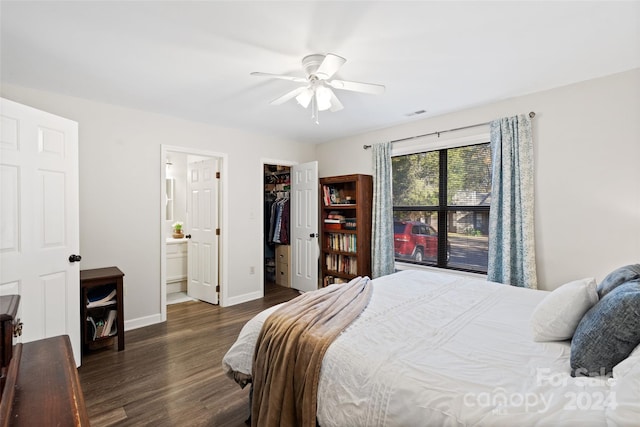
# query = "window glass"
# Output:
<box><xmin>392</xmin><ymin>143</ymin><xmax>490</xmax><ymax>273</ymax></box>
<box><xmin>447</xmin><ymin>144</ymin><xmax>492</xmax><ymax>206</ymax></box>
<box><xmin>392</xmin><ymin>151</ymin><xmax>439</xmax><ymax>207</ymax></box>
<box><xmin>447</xmin><ymin>211</ymin><xmax>489</xmax><ymax>272</ymax></box>
<box><xmin>393</xmin><ymin>213</ymin><xmax>439</xmax><ymax>265</ymax></box>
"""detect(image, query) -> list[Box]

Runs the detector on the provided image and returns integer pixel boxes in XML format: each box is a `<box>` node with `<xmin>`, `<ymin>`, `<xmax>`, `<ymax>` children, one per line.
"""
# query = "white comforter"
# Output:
<box><xmin>223</xmin><ymin>270</ymin><xmax>619</xmax><ymax>426</ymax></box>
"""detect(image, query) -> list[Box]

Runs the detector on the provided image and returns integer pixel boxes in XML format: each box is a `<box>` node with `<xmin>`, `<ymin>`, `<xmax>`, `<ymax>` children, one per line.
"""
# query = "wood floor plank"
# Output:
<box><xmin>78</xmin><ymin>283</ymin><xmax>299</xmax><ymax>426</ymax></box>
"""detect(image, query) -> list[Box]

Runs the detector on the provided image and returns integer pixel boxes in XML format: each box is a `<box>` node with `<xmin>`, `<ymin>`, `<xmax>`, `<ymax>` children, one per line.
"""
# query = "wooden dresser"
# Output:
<box><xmin>0</xmin><ymin>295</ymin><xmax>21</xmax><ymax>398</ymax></box>
<box><xmin>0</xmin><ymin>295</ymin><xmax>89</xmax><ymax>426</ymax></box>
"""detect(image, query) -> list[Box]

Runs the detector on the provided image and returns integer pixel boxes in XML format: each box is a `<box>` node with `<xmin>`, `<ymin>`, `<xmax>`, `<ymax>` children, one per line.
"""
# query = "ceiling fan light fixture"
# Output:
<box><xmin>296</xmin><ymin>88</ymin><xmax>313</xmax><ymax>108</ymax></box>
<box><xmin>315</xmin><ymin>86</ymin><xmax>332</xmax><ymax>111</ymax></box>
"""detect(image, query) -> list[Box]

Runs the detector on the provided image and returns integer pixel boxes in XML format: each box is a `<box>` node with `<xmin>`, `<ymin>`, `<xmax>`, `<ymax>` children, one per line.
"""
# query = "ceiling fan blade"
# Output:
<box><xmin>315</xmin><ymin>53</ymin><xmax>346</xmax><ymax>79</ymax></box>
<box><xmin>328</xmin><ymin>89</ymin><xmax>344</xmax><ymax>112</ymax></box>
<box><xmin>327</xmin><ymin>79</ymin><xmax>385</xmax><ymax>95</ymax></box>
<box><xmin>250</xmin><ymin>72</ymin><xmax>307</xmax><ymax>83</ymax></box>
<box><xmin>270</xmin><ymin>87</ymin><xmax>307</xmax><ymax>106</ymax></box>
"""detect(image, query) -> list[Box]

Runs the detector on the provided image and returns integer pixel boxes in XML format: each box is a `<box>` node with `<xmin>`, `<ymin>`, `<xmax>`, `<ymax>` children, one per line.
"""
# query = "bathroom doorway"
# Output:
<box><xmin>160</xmin><ymin>145</ymin><xmax>227</xmax><ymax>322</ymax></box>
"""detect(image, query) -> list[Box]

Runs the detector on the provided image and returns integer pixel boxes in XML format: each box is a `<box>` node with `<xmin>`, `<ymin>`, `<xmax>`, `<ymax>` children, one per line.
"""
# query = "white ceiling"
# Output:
<box><xmin>1</xmin><ymin>1</ymin><xmax>639</xmax><ymax>144</ymax></box>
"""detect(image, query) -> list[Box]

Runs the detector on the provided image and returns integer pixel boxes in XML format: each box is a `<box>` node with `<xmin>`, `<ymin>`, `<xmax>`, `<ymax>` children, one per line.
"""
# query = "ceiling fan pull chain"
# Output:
<box><xmin>312</xmin><ymin>95</ymin><xmax>319</xmax><ymax>124</ymax></box>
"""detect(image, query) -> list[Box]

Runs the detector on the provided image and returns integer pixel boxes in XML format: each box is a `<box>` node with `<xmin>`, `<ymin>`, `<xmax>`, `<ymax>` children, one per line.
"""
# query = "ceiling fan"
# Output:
<box><xmin>251</xmin><ymin>53</ymin><xmax>385</xmax><ymax>124</ymax></box>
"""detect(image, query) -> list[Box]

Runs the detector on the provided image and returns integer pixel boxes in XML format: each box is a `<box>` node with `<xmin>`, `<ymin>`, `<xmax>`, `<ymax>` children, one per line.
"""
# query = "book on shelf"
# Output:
<box><xmin>322</xmin><ymin>185</ymin><xmax>332</xmax><ymax>206</ymax></box>
<box><xmin>86</xmin><ymin>316</ymin><xmax>102</xmax><ymax>340</ymax></box>
<box><xmin>326</xmin><ymin>233</ymin><xmax>357</xmax><ymax>252</ymax></box>
<box><xmin>87</xmin><ymin>288</ymin><xmax>117</xmax><ymax>308</ymax></box>
<box><xmin>322</xmin><ymin>185</ymin><xmax>355</xmax><ymax>206</ymax></box>
<box><xmin>102</xmin><ymin>310</ymin><xmax>117</xmax><ymax>337</ymax></box>
<box><xmin>86</xmin><ymin>309</ymin><xmax>117</xmax><ymax>340</ymax></box>
<box><xmin>325</xmin><ymin>253</ymin><xmax>358</xmax><ymax>275</ymax></box>
<box><xmin>327</xmin><ymin>211</ymin><xmax>345</xmax><ymax>220</ymax></box>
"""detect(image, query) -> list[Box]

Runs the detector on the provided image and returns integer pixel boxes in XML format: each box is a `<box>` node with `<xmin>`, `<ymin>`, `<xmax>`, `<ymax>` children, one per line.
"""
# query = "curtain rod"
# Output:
<box><xmin>363</xmin><ymin>111</ymin><xmax>536</xmax><ymax>149</ymax></box>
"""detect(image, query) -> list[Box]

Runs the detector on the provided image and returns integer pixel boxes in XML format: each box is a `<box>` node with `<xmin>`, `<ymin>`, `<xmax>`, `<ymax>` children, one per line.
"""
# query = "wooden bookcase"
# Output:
<box><xmin>319</xmin><ymin>174</ymin><xmax>373</xmax><ymax>286</ymax></box>
<box><xmin>80</xmin><ymin>267</ymin><xmax>125</xmax><ymax>355</ymax></box>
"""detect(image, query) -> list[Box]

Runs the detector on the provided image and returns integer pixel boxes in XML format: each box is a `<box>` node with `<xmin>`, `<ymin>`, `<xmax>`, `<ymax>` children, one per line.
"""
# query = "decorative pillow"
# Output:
<box><xmin>530</xmin><ymin>278</ymin><xmax>598</xmax><ymax>342</ymax></box>
<box><xmin>570</xmin><ymin>279</ymin><xmax>640</xmax><ymax>377</ymax></box>
<box><xmin>596</xmin><ymin>264</ymin><xmax>640</xmax><ymax>298</ymax></box>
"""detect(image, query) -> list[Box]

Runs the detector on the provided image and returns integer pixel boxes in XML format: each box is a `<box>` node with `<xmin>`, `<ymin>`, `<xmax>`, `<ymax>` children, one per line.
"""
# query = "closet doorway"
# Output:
<box><xmin>262</xmin><ymin>160</ymin><xmax>319</xmax><ymax>295</ymax></box>
<box><xmin>263</xmin><ymin>162</ymin><xmax>293</xmax><ymax>296</ymax></box>
<box><xmin>160</xmin><ymin>145</ymin><xmax>228</xmax><ymax>321</ymax></box>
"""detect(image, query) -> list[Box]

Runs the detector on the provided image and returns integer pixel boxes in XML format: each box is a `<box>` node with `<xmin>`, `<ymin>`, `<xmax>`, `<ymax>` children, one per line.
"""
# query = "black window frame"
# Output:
<box><xmin>392</xmin><ymin>143</ymin><xmax>491</xmax><ymax>273</ymax></box>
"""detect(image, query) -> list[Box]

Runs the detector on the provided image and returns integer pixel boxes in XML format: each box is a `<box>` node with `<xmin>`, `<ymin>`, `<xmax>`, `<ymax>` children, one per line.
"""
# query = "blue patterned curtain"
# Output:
<box><xmin>371</xmin><ymin>142</ymin><xmax>395</xmax><ymax>278</ymax></box>
<box><xmin>487</xmin><ymin>114</ymin><xmax>538</xmax><ymax>289</ymax></box>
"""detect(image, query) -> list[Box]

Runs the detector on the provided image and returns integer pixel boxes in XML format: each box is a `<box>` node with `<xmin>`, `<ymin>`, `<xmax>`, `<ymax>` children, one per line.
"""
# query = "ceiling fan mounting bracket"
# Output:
<box><xmin>302</xmin><ymin>54</ymin><xmax>326</xmax><ymax>78</ymax></box>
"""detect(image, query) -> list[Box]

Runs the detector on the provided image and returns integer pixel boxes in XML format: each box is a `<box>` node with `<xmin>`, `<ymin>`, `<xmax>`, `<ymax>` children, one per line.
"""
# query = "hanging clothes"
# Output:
<box><xmin>268</xmin><ymin>195</ymin><xmax>290</xmax><ymax>245</ymax></box>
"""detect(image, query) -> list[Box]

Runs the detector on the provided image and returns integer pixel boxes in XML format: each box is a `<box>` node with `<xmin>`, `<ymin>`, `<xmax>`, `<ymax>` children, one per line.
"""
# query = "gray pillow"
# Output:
<box><xmin>597</xmin><ymin>264</ymin><xmax>640</xmax><ymax>298</ymax></box>
<box><xmin>570</xmin><ymin>279</ymin><xmax>640</xmax><ymax>377</ymax></box>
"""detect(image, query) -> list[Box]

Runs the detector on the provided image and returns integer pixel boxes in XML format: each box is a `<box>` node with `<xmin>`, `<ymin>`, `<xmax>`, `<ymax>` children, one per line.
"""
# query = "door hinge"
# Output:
<box><xmin>216</xmin><ymin>285</ymin><xmax>220</xmax><ymax>292</ymax></box>
<box><xmin>216</xmin><ymin>228</ymin><xmax>220</xmax><ymax>235</ymax></box>
<box><xmin>216</xmin><ymin>171</ymin><xmax>220</xmax><ymax>179</ymax></box>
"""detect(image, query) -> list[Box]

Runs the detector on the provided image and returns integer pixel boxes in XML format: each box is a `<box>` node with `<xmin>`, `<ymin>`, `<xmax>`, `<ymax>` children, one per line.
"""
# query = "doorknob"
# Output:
<box><xmin>309</xmin><ymin>233</ymin><xmax>318</xmax><ymax>238</ymax></box>
<box><xmin>185</xmin><ymin>234</ymin><xmax>192</xmax><ymax>239</ymax></box>
<box><xmin>68</xmin><ymin>254</ymin><xmax>82</xmax><ymax>263</ymax></box>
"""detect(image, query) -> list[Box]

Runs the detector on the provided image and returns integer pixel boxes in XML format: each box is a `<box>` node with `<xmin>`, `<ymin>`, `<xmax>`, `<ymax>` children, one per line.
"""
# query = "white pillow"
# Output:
<box><xmin>613</xmin><ymin>344</ymin><xmax>640</xmax><ymax>379</ymax></box>
<box><xmin>530</xmin><ymin>278</ymin><xmax>598</xmax><ymax>342</ymax></box>
<box><xmin>606</xmin><ymin>356</ymin><xmax>640</xmax><ymax>426</ymax></box>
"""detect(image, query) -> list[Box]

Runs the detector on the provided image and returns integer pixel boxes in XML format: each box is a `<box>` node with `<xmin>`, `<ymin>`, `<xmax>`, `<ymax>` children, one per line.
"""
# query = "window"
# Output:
<box><xmin>392</xmin><ymin>143</ymin><xmax>491</xmax><ymax>272</ymax></box>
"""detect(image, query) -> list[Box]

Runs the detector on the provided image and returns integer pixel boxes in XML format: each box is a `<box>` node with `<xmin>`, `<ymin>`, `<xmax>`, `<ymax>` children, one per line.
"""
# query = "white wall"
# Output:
<box><xmin>315</xmin><ymin>68</ymin><xmax>640</xmax><ymax>290</ymax></box>
<box><xmin>1</xmin><ymin>84</ymin><xmax>315</xmax><ymax>328</ymax></box>
<box><xmin>3</xmin><ymin>68</ymin><xmax>638</xmax><ymax>324</ymax></box>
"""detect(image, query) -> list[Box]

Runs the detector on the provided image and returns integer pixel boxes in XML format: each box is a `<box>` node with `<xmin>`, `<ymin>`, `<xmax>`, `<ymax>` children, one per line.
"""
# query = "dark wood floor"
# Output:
<box><xmin>78</xmin><ymin>283</ymin><xmax>299</xmax><ymax>427</ymax></box>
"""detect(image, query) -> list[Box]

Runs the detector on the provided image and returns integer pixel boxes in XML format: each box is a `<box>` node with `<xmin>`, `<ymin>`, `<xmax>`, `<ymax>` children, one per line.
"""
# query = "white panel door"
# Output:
<box><xmin>187</xmin><ymin>159</ymin><xmax>219</xmax><ymax>304</ymax></box>
<box><xmin>291</xmin><ymin>161</ymin><xmax>319</xmax><ymax>292</ymax></box>
<box><xmin>0</xmin><ymin>98</ymin><xmax>80</xmax><ymax>365</ymax></box>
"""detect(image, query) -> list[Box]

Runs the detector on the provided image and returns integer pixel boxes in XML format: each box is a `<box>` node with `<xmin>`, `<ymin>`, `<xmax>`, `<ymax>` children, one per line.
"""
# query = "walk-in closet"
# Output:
<box><xmin>264</xmin><ymin>164</ymin><xmax>291</xmax><ymax>294</ymax></box>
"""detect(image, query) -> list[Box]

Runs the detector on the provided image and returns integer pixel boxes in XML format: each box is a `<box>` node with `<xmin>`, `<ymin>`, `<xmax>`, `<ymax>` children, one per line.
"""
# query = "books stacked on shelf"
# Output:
<box><xmin>87</xmin><ymin>287</ymin><xmax>116</xmax><ymax>308</ymax></box>
<box><xmin>322</xmin><ymin>185</ymin><xmax>355</xmax><ymax>206</ymax></box>
<box><xmin>343</xmin><ymin>218</ymin><xmax>357</xmax><ymax>230</ymax></box>
<box><xmin>323</xmin><ymin>275</ymin><xmax>350</xmax><ymax>287</ymax></box>
<box><xmin>324</xmin><ymin>211</ymin><xmax>346</xmax><ymax>230</ymax></box>
<box><xmin>325</xmin><ymin>253</ymin><xmax>358</xmax><ymax>275</ymax></box>
<box><xmin>326</xmin><ymin>233</ymin><xmax>357</xmax><ymax>253</ymax></box>
<box><xmin>86</xmin><ymin>310</ymin><xmax>117</xmax><ymax>340</ymax></box>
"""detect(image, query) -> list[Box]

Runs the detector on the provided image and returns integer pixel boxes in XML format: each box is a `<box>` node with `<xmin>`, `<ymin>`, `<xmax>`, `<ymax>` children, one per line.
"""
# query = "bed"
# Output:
<box><xmin>222</xmin><ymin>268</ymin><xmax>640</xmax><ymax>426</ymax></box>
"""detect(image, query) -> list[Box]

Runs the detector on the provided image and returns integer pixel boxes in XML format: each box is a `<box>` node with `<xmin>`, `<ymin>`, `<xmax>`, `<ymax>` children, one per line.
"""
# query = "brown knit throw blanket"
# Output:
<box><xmin>251</xmin><ymin>276</ymin><xmax>373</xmax><ymax>427</ymax></box>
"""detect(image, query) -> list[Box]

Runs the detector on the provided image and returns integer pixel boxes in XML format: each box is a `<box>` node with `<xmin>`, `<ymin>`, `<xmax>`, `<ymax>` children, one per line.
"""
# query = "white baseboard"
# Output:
<box><xmin>124</xmin><ymin>290</ymin><xmax>264</xmax><ymax>325</ymax></box>
<box><xmin>124</xmin><ymin>313</ymin><xmax>163</xmax><ymax>331</ymax></box>
<box><xmin>224</xmin><ymin>290</ymin><xmax>263</xmax><ymax>307</ymax></box>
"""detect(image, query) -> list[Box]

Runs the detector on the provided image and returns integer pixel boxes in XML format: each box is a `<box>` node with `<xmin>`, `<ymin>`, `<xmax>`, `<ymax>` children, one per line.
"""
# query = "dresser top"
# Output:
<box><xmin>80</xmin><ymin>267</ymin><xmax>124</xmax><ymax>281</ymax></box>
<box><xmin>0</xmin><ymin>295</ymin><xmax>20</xmax><ymax>322</ymax></box>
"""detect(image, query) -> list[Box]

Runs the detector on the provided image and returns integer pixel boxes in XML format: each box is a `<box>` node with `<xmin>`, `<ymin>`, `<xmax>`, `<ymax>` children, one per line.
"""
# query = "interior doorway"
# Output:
<box><xmin>160</xmin><ymin>145</ymin><xmax>228</xmax><ymax>322</ymax></box>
